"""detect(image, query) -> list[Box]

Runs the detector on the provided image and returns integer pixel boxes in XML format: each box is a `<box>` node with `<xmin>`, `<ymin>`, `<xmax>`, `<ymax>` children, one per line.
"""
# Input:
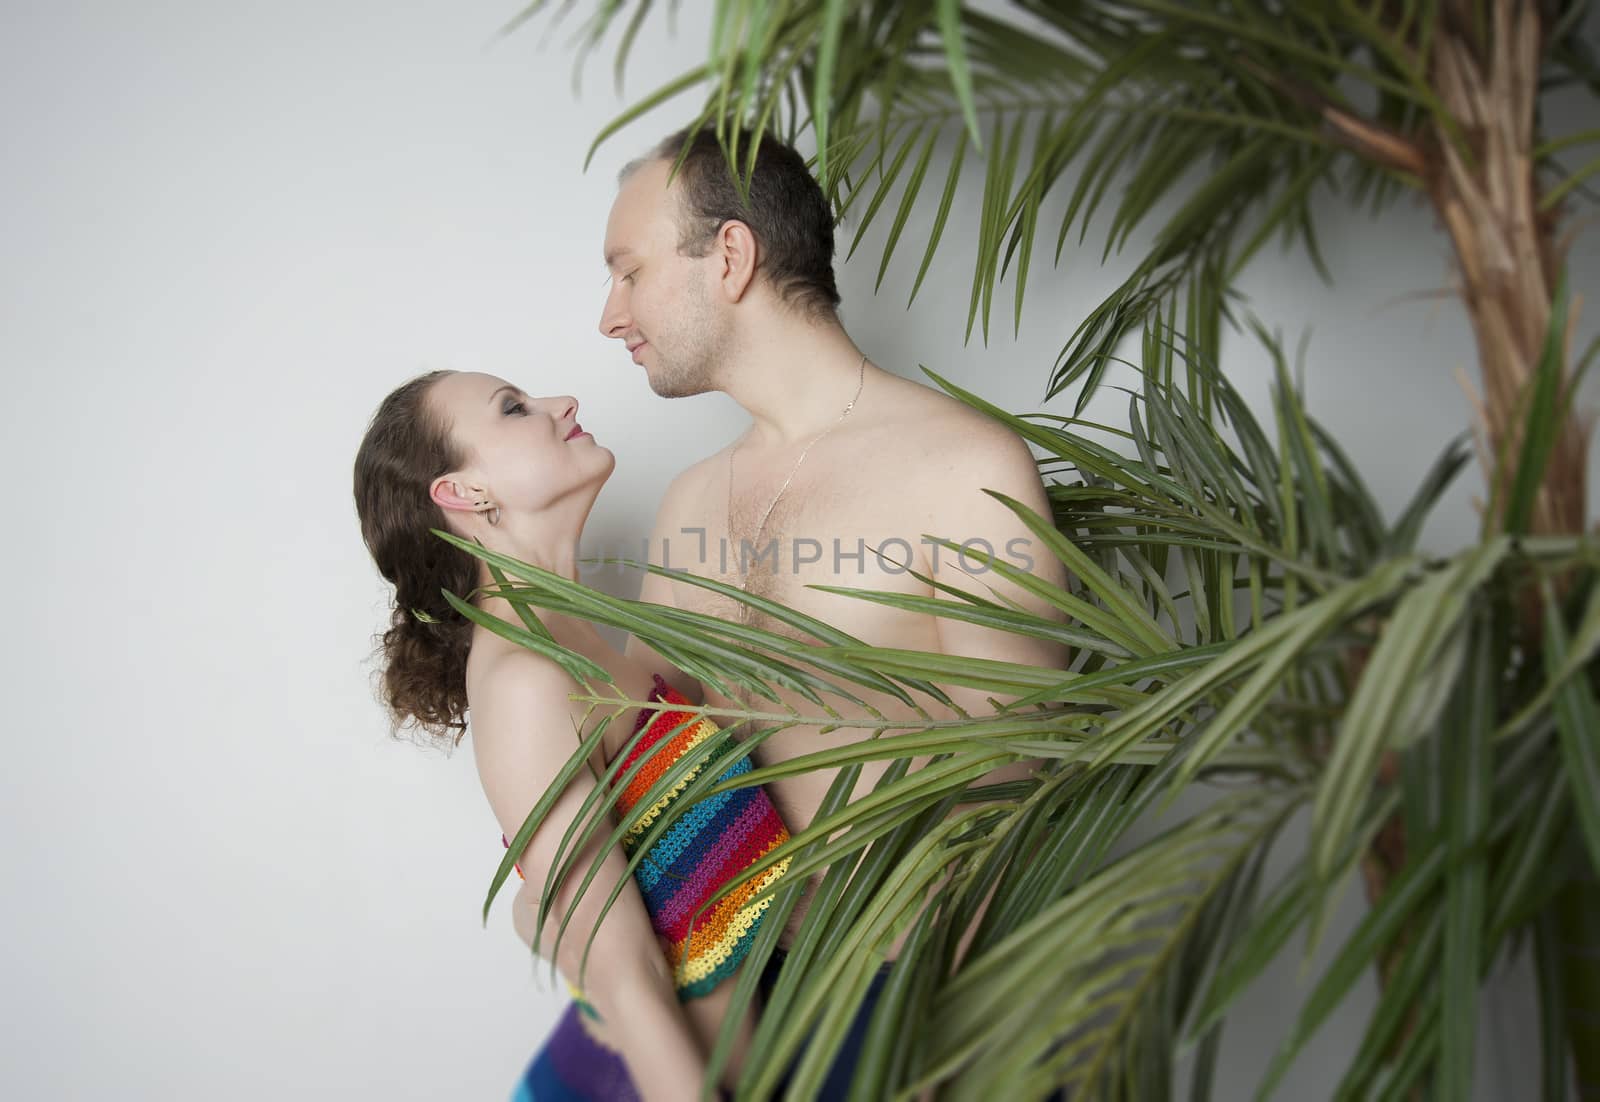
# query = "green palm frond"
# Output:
<box><xmin>461</xmin><ymin>5</ymin><xmax>1600</xmax><ymax>1093</ymax></box>
<box><xmin>442</xmin><ymin>306</ymin><xmax>1600</xmax><ymax>1094</ymax></box>
<box><xmin>923</xmin><ymin>790</ymin><xmax>1297</xmax><ymax>1099</ymax></box>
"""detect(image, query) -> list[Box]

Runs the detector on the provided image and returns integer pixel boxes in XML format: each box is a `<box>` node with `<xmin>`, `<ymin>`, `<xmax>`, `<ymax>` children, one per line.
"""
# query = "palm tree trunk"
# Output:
<box><xmin>1423</xmin><ymin>5</ymin><xmax>1595</xmax><ymax>1096</ymax></box>
<box><xmin>1426</xmin><ymin>0</ymin><xmax>1588</xmax><ymax>539</ymax></box>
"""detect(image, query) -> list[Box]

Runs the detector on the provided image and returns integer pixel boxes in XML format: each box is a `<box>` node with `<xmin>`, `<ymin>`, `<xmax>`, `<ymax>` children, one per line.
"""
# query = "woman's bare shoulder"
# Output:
<box><xmin>467</xmin><ymin>648</ymin><xmax>582</xmax><ymax>758</ymax></box>
<box><xmin>466</xmin><ymin>647</ymin><xmax>596</xmax><ymax>834</ymax></box>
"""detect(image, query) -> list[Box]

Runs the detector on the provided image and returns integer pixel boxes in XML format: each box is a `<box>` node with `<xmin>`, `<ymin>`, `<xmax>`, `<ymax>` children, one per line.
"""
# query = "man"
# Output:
<box><xmin>591</xmin><ymin>125</ymin><xmax>1072</xmax><ymax>1097</ymax></box>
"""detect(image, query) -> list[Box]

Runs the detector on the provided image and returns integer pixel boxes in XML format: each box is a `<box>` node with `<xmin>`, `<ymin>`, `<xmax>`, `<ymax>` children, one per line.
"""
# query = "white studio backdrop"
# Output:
<box><xmin>2</xmin><ymin>2</ymin><xmax>1595</xmax><ymax>1099</ymax></box>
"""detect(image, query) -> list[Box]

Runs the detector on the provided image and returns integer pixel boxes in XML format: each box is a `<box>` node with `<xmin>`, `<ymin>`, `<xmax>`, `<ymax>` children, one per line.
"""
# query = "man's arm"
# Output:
<box><xmin>923</xmin><ymin>427</ymin><xmax>1071</xmax><ymax>704</ymax></box>
<box><xmin>910</xmin><ymin>430</ymin><xmax>1071</xmax><ymax>969</ymax></box>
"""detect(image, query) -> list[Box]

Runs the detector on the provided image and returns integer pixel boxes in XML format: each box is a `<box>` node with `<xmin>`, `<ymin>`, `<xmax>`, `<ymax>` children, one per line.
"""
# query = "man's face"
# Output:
<box><xmin>599</xmin><ymin>159</ymin><xmax>727</xmax><ymax>398</ymax></box>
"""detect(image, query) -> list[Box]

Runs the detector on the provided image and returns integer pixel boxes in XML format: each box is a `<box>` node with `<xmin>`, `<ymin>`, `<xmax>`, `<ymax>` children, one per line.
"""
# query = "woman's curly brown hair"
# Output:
<box><xmin>353</xmin><ymin>369</ymin><xmax>481</xmax><ymax>746</ymax></box>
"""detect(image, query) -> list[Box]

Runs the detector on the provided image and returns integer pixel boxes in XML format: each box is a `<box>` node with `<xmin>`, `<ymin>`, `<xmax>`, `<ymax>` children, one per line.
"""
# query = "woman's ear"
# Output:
<box><xmin>429</xmin><ymin>476</ymin><xmax>482</xmax><ymax>516</ymax></box>
<box><xmin>715</xmin><ymin>218</ymin><xmax>759</xmax><ymax>303</ymax></box>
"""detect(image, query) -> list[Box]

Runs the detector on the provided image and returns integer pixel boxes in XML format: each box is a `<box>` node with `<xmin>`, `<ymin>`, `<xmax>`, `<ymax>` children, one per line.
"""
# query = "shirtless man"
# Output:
<box><xmin>593</xmin><ymin>126</ymin><xmax>1071</xmax><ymax>1095</ymax></box>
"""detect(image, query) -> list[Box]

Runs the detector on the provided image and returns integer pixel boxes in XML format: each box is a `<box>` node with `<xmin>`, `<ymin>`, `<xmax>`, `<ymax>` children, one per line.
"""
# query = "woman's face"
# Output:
<box><xmin>428</xmin><ymin>371</ymin><xmax>614</xmax><ymax>524</ymax></box>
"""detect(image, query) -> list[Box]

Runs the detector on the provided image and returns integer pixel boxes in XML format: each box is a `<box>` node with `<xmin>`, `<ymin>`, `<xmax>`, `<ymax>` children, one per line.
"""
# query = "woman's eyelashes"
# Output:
<box><xmin>504</xmin><ymin>400</ymin><xmax>528</xmax><ymax>416</ymax></box>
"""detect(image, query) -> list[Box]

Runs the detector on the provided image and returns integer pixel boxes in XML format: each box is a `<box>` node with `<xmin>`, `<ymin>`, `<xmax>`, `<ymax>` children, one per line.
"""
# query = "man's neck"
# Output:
<box><xmin>718</xmin><ymin>316</ymin><xmax>868</xmax><ymax>444</ymax></box>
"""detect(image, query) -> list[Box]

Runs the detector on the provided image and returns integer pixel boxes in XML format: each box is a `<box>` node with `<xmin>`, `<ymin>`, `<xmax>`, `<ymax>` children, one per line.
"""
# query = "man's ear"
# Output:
<box><xmin>429</xmin><ymin>475</ymin><xmax>482</xmax><ymax>516</ymax></box>
<box><xmin>715</xmin><ymin>219</ymin><xmax>760</xmax><ymax>303</ymax></box>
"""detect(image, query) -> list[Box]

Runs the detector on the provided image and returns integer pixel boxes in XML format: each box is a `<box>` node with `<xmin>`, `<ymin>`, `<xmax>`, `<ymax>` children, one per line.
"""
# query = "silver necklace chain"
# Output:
<box><xmin>727</xmin><ymin>352</ymin><xmax>867</xmax><ymax>588</ymax></box>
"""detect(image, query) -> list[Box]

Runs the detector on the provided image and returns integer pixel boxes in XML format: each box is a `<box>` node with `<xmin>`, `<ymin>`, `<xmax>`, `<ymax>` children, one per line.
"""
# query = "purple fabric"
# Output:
<box><xmin>514</xmin><ymin>1002</ymin><xmax>640</xmax><ymax>1102</ymax></box>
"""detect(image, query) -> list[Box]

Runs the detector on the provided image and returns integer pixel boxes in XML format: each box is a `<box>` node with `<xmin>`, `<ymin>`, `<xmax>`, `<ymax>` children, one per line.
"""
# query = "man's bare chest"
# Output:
<box><xmin>659</xmin><ymin>469</ymin><xmax>929</xmax><ymax>643</ymax></box>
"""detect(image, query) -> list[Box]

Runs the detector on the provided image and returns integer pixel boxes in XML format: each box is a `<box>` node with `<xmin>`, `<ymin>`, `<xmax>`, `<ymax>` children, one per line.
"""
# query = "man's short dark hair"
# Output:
<box><xmin>625</xmin><ymin>126</ymin><xmax>841</xmax><ymax>320</ymax></box>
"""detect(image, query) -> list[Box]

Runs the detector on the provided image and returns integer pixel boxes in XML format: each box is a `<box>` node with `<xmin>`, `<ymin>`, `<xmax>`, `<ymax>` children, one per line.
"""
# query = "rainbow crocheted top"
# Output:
<box><xmin>504</xmin><ymin>675</ymin><xmax>791</xmax><ymax>1006</ymax></box>
<box><xmin>614</xmin><ymin>675</ymin><xmax>792</xmax><ymax>998</ymax></box>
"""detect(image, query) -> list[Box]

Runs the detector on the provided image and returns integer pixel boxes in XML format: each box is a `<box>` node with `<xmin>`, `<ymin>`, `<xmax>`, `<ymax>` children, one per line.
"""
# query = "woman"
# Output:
<box><xmin>352</xmin><ymin>369</ymin><xmax>790</xmax><ymax>1101</ymax></box>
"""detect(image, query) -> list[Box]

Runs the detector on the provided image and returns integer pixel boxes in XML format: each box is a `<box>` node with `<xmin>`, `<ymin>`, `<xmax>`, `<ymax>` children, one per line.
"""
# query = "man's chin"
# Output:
<box><xmin>645</xmin><ymin>370</ymin><xmax>712</xmax><ymax>399</ymax></box>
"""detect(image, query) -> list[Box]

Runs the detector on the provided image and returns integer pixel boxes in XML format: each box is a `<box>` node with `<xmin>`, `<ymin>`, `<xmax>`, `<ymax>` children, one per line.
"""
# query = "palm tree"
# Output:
<box><xmin>457</xmin><ymin>2</ymin><xmax>1600</xmax><ymax>1098</ymax></box>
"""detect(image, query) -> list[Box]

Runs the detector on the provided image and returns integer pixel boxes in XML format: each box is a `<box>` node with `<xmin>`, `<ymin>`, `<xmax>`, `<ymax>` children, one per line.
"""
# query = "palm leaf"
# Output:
<box><xmin>1543</xmin><ymin>578</ymin><xmax>1600</xmax><ymax>871</ymax></box>
<box><xmin>1310</xmin><ymin>538</ymin><xmax>1511</xmax><ymax>880</ymax></box>
<box><xmin>1438</xmin><ymin>614</ymin><xmax>1495</xmax><ymax>1100</ymax></box>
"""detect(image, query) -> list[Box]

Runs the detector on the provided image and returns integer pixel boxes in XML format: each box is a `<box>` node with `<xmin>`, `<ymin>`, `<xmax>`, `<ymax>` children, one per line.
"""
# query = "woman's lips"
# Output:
<box><xmin>565</xmin><ymin>423</ymin><xmax>588</xmax><ymax>441</ymax></box>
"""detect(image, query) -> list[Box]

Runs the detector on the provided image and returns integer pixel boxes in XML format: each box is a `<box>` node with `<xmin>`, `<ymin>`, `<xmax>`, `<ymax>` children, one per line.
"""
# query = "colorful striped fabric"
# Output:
<box><xmin>613</xmin><ymin>675</ymin><xmax>791</xmax><ymax>999</ymax></box>
<box><xmin>500</xmin><ymin>675</ymin><xmax>791</xmax><ymax>1002</ymax></box>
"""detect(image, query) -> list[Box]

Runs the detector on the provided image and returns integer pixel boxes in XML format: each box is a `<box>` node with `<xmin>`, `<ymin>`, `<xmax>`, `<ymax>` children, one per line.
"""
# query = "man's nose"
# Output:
<box><xmin>598</xmin><ymin>285</ymin><xmax>629</xmax><ymax>340</ymax></box>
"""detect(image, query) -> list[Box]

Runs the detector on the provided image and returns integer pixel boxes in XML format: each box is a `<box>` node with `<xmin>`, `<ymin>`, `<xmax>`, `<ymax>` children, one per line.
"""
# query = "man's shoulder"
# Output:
<box><xmin>650</xmin><ymin>446</ymin><xmax>731</xmax><ymax>525</ymax></box>
<box><xmin>868</xmin><ymin>375</ymin><xmax>1037</xmax><ymax>482</ymax></box>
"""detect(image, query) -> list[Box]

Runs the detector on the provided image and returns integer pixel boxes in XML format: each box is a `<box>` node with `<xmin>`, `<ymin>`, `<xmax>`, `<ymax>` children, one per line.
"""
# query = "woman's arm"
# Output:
<box><xmin>472</xmin><ymin>649</ymin><xmax>708</xmax><ymax>1102</ymax></box>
